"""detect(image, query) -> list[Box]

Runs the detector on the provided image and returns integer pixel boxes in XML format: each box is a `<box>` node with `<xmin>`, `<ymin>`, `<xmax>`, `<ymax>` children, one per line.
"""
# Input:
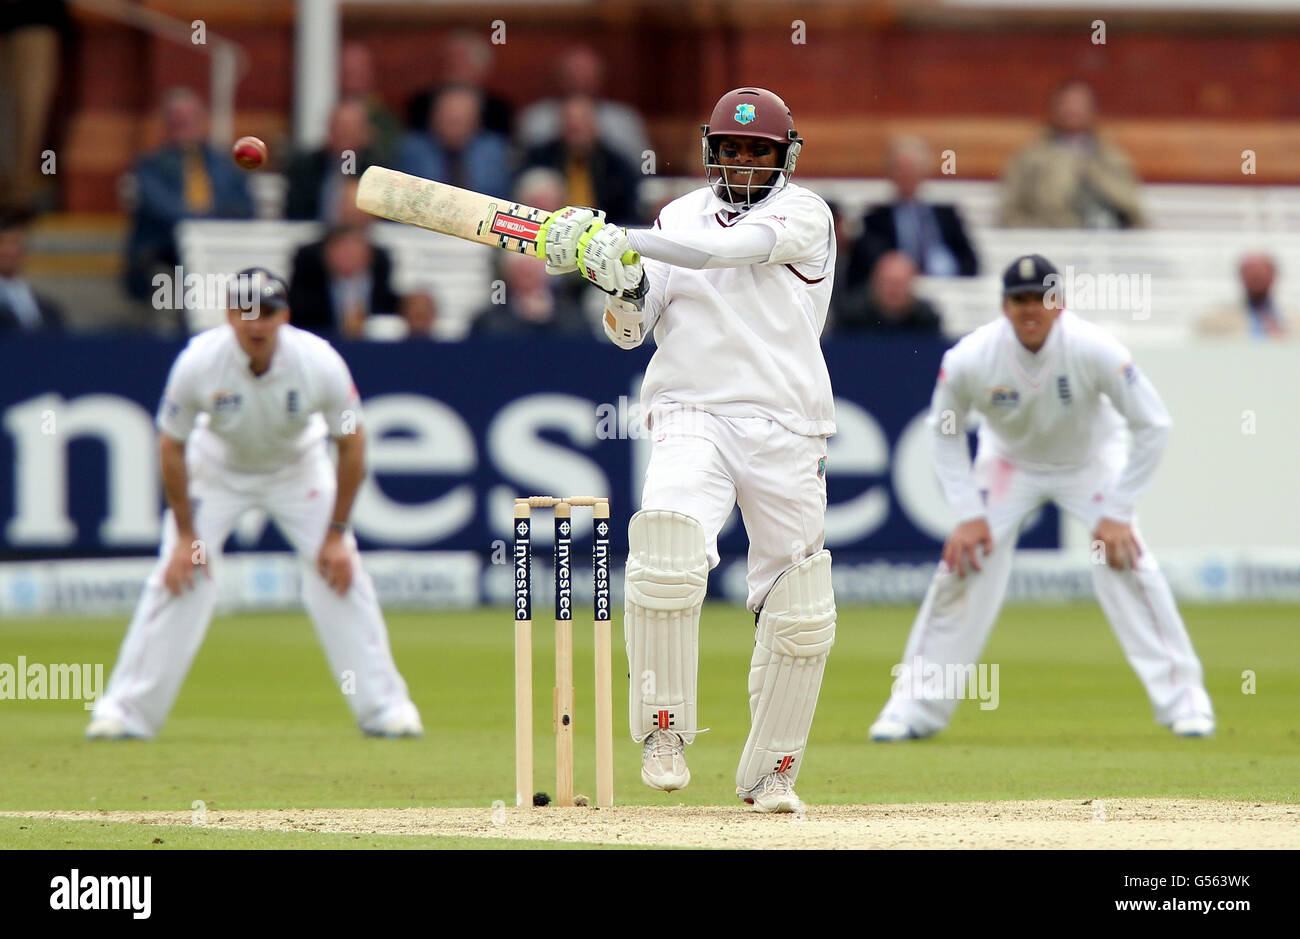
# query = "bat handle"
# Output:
<box><xmin>621</xmin><ymin>249</ymin><xmax>640</xmax><ymax>266</ymax></box>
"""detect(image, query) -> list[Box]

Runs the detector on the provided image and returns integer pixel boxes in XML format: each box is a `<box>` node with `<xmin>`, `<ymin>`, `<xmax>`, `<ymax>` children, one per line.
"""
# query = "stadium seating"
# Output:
<box><xmin>179</xmin><ymin>176</ymin><xmax>1300</xmax><ymax>341</ymax></box>
<box><xmin>177</xmin><ymin>218</ymin><xmax>492</xmax><ymax>337</ymax></box>
<box><xmin>921</xmin><ymin>228</ymin><xmax>1300</xmax><ymax>341</ymax></box>
<box><xmin>643</xmin><ymin>177</ymin><xmax>1300</xmax><ymax>233</ymax></box>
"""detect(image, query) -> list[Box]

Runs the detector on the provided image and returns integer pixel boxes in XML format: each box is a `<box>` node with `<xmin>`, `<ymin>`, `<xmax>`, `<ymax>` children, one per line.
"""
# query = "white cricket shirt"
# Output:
<box><xmin>631</xmin><ymin>182</ymin><xmax>837</xmax><ymax>438</ymax></box>
<box><xmin>930</xmin><ymin>310</ymin><xmax>1171</xmax><ymax>523</ymax></box>
<box><xmin>156</xmin><ymin>323</ymin><xmax>362</xmax><ymax>473</ymax></box>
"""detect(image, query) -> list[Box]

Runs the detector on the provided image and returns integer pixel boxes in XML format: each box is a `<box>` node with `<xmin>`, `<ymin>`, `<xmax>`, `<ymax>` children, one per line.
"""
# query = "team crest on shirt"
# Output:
<box><xmin>1057</xmin><ymin>376</ymin><xmax>1072</xmax><ymax>403</ymax></box>
<box><xmin>817</xmin><ymin>456</ymin><xmax>827</xmax><ymax>478</ymax></box>
<box><xmin>734</xmin><ymin>103</ymin><xmax>756</xmax><ymax>124</ymax></box>
<box><xmin>286</xmin><ymin>389</ymin><xmax>299</xmax><ymax>415</ymax></box>
<box><xmin>213</xmin><ymin>391</ymin><xmax>242</xmax><ymax>413</ymax></box>
<box><xmin>1120</xmin><ymin>362</ymin><xmax>1138</xmax><ymax>385</ymax></box>
<box><xmin>989</xmin><ymin>385</ymin><xmax>1020</xmax><ymax>408</ymax></box>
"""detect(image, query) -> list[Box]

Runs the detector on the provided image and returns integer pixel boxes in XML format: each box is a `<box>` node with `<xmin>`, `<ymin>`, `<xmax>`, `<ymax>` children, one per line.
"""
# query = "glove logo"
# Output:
<box><xmin>734</xmin><ymin>103</ymin><xmax>756</xmax><ymax>124</ymax></box>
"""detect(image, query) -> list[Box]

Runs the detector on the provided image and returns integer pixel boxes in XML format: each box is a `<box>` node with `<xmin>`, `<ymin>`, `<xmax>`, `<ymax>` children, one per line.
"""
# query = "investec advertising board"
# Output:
<box><xmin>1</xmin><ymin>335</ymin><xmax>1295</xmax><ymax>612</ymax></box>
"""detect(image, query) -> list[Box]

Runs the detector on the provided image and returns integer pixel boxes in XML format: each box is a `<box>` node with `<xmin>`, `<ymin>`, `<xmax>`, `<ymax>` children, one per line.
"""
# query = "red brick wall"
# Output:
<box><xmin>57</xmin><ymin>2</ymin><xmax>1300</xmax><ymax>211</ymax></box>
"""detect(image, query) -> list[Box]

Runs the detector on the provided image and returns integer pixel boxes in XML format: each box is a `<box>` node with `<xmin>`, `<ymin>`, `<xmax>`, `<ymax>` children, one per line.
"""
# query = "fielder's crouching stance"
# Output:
<box><xmin>869</xmin><ymin>255</ymin><xmax>1214</xmax><ymax>743</ymax></box>
<box><xmin>88</xmin><ymin>269</ymin><xmax>421</xmax><ymax>740</ymax></box>
<box><xmin>535</xmin><ymin>88</ymin><xmax>837</xmax><ymax>811</ymax></box>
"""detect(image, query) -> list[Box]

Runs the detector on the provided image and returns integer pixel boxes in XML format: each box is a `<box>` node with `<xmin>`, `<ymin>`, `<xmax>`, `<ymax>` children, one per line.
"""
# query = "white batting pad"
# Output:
<box><xmin>736</xmin><ymin>550</ymin><xmax>836</xmax><ymax>791</ymax></box>
<box><xmin>625</xmin><ymin>510</ymin><xmax>709</xmax><ymax>743</ymax></box>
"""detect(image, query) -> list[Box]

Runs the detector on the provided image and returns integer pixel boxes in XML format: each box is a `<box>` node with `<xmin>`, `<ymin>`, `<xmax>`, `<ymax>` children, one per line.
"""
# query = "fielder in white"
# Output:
<box><xmin>87</xmin><ymin>269</ymin><xmax>422</xmax><ymax>740</ymax></box>
<box><xmin>536</xmin><ymin>87</ymin><xmax>837</xmax><ymax>812</ymax></box>
<box><xmin>869</xmin><ymin>254</ymin><xmax>1214</xmax><ymax>742</ymax></box>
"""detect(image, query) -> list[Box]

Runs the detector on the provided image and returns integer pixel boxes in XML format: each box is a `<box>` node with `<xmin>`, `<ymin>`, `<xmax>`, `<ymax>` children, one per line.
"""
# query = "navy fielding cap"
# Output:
<box><xmin>1002</xmin><ymin>254</ymin><xmax>1059</xmax><ymax>296</ymax></box>
<box><xmin>229</xmin><ymin>266</ymin><xmax>289</xmax><ymax>316</ymax></box>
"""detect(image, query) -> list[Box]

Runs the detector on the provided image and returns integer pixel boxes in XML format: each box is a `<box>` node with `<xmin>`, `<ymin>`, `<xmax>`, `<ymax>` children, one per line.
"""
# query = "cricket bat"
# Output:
<box><xmin>355</xmin><ymin>166</ymin><xmax>638</xmax><ymax>266</ymax></box>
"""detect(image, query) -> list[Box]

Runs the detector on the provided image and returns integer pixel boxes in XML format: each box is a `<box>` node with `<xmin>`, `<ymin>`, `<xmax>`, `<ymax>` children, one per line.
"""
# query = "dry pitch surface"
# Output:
<box><xmin>5</xmin><ymin>799</ymin><xmax>1297</xmax><ymax>849</ymax></box>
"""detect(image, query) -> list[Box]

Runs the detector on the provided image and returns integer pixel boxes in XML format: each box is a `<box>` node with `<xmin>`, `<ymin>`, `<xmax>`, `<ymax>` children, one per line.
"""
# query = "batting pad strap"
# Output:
<box><xmin>736</xmin><ymin>551</ymin><xmax>836</xmax><ymax>790</ymax></box>
<box><xmin>625</xmin><ymin>510</ymin><xmax>709</xmax><ymax>743</ymax></box>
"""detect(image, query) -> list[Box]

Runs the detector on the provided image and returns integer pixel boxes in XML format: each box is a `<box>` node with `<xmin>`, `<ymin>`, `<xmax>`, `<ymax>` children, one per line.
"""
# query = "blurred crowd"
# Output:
<box><xmin>0</xmin><ymin>25</ymin><xmax>1291</xmax><ymax>341</ymax></box>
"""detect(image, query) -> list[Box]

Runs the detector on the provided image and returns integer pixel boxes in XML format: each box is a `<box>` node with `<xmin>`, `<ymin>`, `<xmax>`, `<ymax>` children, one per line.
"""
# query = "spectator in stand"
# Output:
<box><xmin>288</xmin><ymin>182</ymin><xmax>400</xmax><ymax>338</ymax></box>
<box><xmin>846</xmin><ymin>136</ymin><xmax>978</xmax><ymax>292</ymax></box>
<box><xmin>522</xmin><ymin>96</ymin><xmax>641</xmax><ymax>225</ymax></box>
<box><xmin>398</xmin><ymin>83</ymin><xmax>511</xmax><ymax>200</ymax></box>
<box><xmin>1197</xmin><ymin>253</ymin><xmax>1293</xmax><ymax>339</ymax></box>
<box><xmin>0</xmin><ymin>213</ymin><xmax>61</xmax><ymax>331</ymax></box>
<box><xmin>406</xmin><ymin>31</ymin><xmax>513</xmax><ymax>138</ymax></box>
<box><xmin>471</xmin><ymin>252</ymin><xmax>589</xmax><ymax>337</ymax></box>
<box><xmin>514</xmin><ymin>166</ymin><xmax>566</xmax><ymax>214</ymax></box>
<box><xmin>517</xmin><ymin>46</ymin><xmax>650</xmax><ymax>169</ymax></box>
<box><xmin>0</xmin><ymin>0</ymin><xmax>69</xmax><ymax>213</ymax></box>
<box><xmin>285</xmin><ymin>98</ymin><xmax>379</xmax><ymax>222</ymax></box>
<box><xmin>836</xmin><ymin>251</ymin><xmax>942</xmax><ymax>336</ymax></box>
<box><xmin>1001</xmin><ymin>80</ymin><xmax>1144</xmax><ymax>229</ymax></box>
<box><xmin>124</xmin><ymin>88</ymin><xmax>254</xmax><ymax>308</ymax></box>
<box><xmin>514</xmin><ymin>166</ymin><xmax>595</xmax><ymax>317</ymax></box>
<box><xmin>339</xmin><ymin>41</ymin><xmax>402</xmax><ymax>165</ymax></box>
<box><xmin>400</xmin><ymin>291</ymin><xmax>438</xmax><ymax>339</ymax></box>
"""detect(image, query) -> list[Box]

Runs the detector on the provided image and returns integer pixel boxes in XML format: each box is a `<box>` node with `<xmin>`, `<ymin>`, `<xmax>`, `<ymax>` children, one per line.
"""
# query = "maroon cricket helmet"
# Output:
<box><xmin>700</xmin><ymin>87</ymin><xmax>803</xmax><ymax>206</ymax></box>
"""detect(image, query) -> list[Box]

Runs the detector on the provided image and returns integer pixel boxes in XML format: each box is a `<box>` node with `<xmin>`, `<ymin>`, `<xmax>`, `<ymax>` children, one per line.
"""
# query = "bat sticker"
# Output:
<box><xmin>488</xmin><ymin>212</ymin><xmax>543</xmax><ymax>243</ymax></box>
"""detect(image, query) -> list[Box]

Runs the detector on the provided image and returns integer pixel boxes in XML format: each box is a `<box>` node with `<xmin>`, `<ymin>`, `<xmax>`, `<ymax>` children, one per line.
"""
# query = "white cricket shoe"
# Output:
<box><xmin>85</xmin><ymin>717</ymin><xmax>137</xmax><ymax>740</ymax></box>
<box><xmin>868</xmin><ymin>717</ymin><xmax>926</xmax><ymax>742</ymax></box>
<box><xmin>1170</xmin><ymin>715</ymin><xmax>1215</xmax><ymax>737</ymax></box>
<box><xmin>641</xmin><ymin>729</ymin><xmax>690</xmax><ymax>791</ymax></box>
<box><xmin>738</xmin><ymin>772</ymin><xmax>803</xmax><ymax>813</ymax></box>
<box><xmin>363</xmin><ymin>702</ymin><xmax>424</xmax><ymax>738</ymax></box>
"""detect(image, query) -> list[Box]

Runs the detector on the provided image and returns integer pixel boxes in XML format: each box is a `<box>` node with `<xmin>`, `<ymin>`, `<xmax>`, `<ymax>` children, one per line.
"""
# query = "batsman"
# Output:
<box><xmin>536</xmin><ymin>88</ymin><xmax>837</xmax><ymax>812</ymax></box>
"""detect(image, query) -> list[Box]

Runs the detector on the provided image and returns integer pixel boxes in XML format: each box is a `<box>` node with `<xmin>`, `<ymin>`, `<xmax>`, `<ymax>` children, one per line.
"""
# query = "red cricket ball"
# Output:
<box><xmin>232</xmin><ymin>135</ymin><xmax>268</xmax><ymax>171</ymax></box>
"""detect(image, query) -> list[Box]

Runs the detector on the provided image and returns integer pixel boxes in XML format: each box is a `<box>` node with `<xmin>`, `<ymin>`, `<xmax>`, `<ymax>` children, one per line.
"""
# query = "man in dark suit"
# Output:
<box><xmin>521</xmin><ymin>95</ymin><xmax>641</xmax><ymax>225</ymax></box>
<box><xmin>0</xmin><ymin>213</ymin><xmax>61</xmax><ymax>331</ymax></box>
<box><xmin>124</xmin><ymin>88</ymin><xmax>254</xmax><ymax>305</ymax></box>
<box><xmin>404</xmin><ymin>31</ymin><xmax>513</xmax><ymax>138</ymax></box>
<box><xmin>846</xmin><ymin>136</ymin><xmax>977</xmax><ymax>292</ymax></box>
<box><xmin>288</xmin><ymin>217</ymin><xmax>400</xmax><ymax>339</ymax></box>
<box><xmin>285</xmin><ymin>98</ymin><xmax>379</xmax><ymax>222</ymax></box>
<box><xmin>836</xmin><ymin>251</ymin><xmax>942</xmax><ymax>336</ymax></box>
<box><xmin>397</xmin><ymin>83</ymin><xmax>512</xmax><ymax>202</ymax></box>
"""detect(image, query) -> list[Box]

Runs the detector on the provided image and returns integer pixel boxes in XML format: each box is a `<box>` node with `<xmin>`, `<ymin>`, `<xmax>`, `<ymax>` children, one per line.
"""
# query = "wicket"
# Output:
<box><xmin>513</xmin><ymin>496</ymin><xmax>614</xmax><ymax>808</ymax></box>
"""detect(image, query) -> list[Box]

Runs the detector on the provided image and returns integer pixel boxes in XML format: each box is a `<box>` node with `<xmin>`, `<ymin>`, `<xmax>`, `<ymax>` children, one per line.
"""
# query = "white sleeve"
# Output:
<box><xmin>318</xmin><ymin>346</ymin><xmax>364</xmax><ymax>437</ymax></box>
<box><xmin>1091</xmin><ymin>341</ymin><xmax>1171</xmax><ymax>523</ymax></box>
<box><xmin>736</xmin><ymin>196</ymin><xmax>833</xmax><ymax>267</ymax></box>
<box><xmin>156</xmin><ymin>346</ymin><xmax>203</xmax><ymax>441</ymax></box>
<box><xmin>627</xmin><ymin>224</ymin><xmax>776</xmax><ymax>270</ymax></box>
<box><xmin>929</xmin><ymin>349</ymin><xmax>986</xmax><ymax>523</ymax></box>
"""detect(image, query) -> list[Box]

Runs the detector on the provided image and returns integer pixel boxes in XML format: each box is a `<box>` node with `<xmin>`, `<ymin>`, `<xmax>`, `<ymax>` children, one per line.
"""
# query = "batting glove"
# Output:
<box><xmin>536</xmin><ymin>205</ymin><xmax>601</xmax><ymax>274</ymax></box>
<box><xmin>577</xmin><ymin>222</ymin><xmax>641</xmax><ymax>295</ymax></box>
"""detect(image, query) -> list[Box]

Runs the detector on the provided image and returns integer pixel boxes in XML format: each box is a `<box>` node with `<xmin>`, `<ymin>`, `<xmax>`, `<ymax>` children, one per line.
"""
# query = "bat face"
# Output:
<box><xmin>357</xmin><ymin>166</ymin><xmax>545</xmax><ymax>255</ymax></box>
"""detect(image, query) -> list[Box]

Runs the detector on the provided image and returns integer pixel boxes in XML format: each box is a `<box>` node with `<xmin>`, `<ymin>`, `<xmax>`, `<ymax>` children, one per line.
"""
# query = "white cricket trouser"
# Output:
<box><xmin>877</xmin><ymin>449</ymin><xmax>1213</xmax><ymax>734</ymax></box>
<box><xmin>94</xmin><ymin>446</ymin><xmax>415</xmax><ymax>737</ymax></box>
<box><xmin>640</xmin><ymin>405</ymin><xmax>829</xmax><ymax>611</ymax></box>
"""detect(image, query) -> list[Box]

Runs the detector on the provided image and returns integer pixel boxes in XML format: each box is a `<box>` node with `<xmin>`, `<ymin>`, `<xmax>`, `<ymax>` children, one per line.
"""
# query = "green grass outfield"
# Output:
<box><xmin>1</xmin><ymin>603</ymin><xmax>1296</xmax><ymax>848</ymax></box>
